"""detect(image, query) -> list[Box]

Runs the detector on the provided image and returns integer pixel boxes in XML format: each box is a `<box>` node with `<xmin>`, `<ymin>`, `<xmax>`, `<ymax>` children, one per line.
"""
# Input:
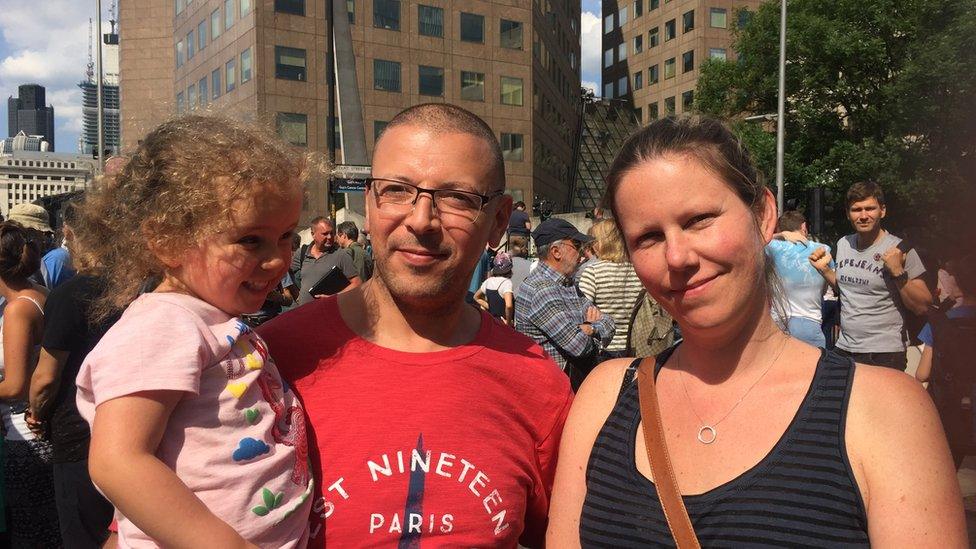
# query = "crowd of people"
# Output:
<box><xmin>0</xmin><ymin>105</ymin><xmax>968</xmax><ymax>547</ymax></box>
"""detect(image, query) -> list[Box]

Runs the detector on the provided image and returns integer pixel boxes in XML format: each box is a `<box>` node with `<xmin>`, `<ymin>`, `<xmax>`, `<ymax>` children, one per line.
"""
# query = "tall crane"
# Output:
<box><xmin>86</xmin><ymin>18</ymin><xmax>94</xmax><ymax>84</ymax></box>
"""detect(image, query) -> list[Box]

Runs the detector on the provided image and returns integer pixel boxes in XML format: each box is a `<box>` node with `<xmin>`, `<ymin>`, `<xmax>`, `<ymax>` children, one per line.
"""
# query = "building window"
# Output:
<box><xmin>649</xmin><ymin>63</ymin><xmax>659</xmax><ymax>84</ymax></box>
<box><xmin>709</xmin><ymin>47</ymin><xmax>727</xmax><ymax>60</ymax></box>
<box><xmin>277</xmin><ymin>113</ymin><xmax>308</xmax><ymax>146</ymax></box>
<box><xmin>275</xmin><ymin>46</ymin><xmax>306</xmax><ymax>80</ymax></box>
<box><xmin>634</xmin><ymin>106</ymin><xmax>642</xmax><ymax>122</ymax></box>
<box><xmin>187</xmin><ymin>84</ymin><xmax>197</xmax><ymax>108</ymax></box>
<box><xmin>634</xmin><ymin>0</ymin><xmax>642</xmax><ymax>18</ymax></box>
<box><xmin>603</xmin><ymin>82</ymin><xmax>613</xmax><ymax>98</ymax></box>
<box><xmin>225</xmin><ymin>0</ymin><xmax>234</xmax><ymax>29</ymax></box>
<box><xmin>738</xmin><ymin>9</ymin><xmax>752</xmax><ymax>29</ymax></box>
<box><xmin>617</xmin><ymin>75</ymin><xmax>627</xmax><ymax>96</ymax></box>
<box><xmin>649</xmin><ymin>26</ymin><xmax>659</xmax><ymax>47</ymax></box>
<box><xmin>682</xmin><ymin>90</ymin><xmax>694</xmax><ymax>110</ymax></box>
<box><xmin>634</xmin><ymin>71</ymin><xmax>643</xmax><ymax>90</ymax></box>
<box><xmin>618</xmin><ymin>6</ymin><xmax>628</xmax><ymax>26</ymax></box>
<box><xmin>211</xmin><ymin>9</ymin><xmax>222</xmax><ymax>39</ymax></box>
<box><xmin>176</xmin><ymin>39</ymin><xmax>184</xmax><ymax>68</ymax></box>
<box><xmin>176</xmin><ymin>0</ymin><xmax>185</xmax><ymax>15</ymax></box>
<box><xmin>186</xmin><ymin>31</ymin><xmax>195</xmax><ymax>59</ymax></box>
<box><xmin>197</xmin><ymin>20</ymin><xmax>207</xmax><ymax>50</ymax></box>
<box><xmin>374</xmin><ymin>120</ymin><xmax>388</xmax><ymax>140</ymax></box>
<box><xmin>618</xmin><ymin>42</ymin><xmax>627</xmax><ymax>61</ymax></box>
<box><xmin>373</xmin><ymin>59</ymin><xmax>401</xmax><ymax>92</ymax></box>
<box><xmin>211</xmin><ymin>69</ymin><xmax>221</xmax><ymax>98</ymax></box>
<box><xmin>373</xmin><ymin>0</ymin><xmax>400</xmax><ymax>31</ymax></box>
<box><xmin>682</xmin><ymin>50</ymin><xmax>694</xmax><ymax>72</ymax></box>
<box><xmin>176</xmin><ymin>91</ymin><xmax>185</xmax><ymax>113</ymax></box>
<box><xmin>649</xmin><ymin>101</ymin><xmax>658</xmax><ymax>119</ymax></box>
<box><xmin>418</xmin><ymin>5</ymin><xmax>443</xmax><ymax>36</ymax></box>
<box><xmin>241</xmin><ymin>48</ymin><xmax>253</xmax><ymax>82</ymax></box>
<box><xmin>500</xmin><ymin>19</ymin><xmax>522</xmax><ymax>49</ymax></box>
<box><xmin>664</xmin><ymin>19</ymin><xmax>675</xmax><ymax>40</ymax></box>
<box><xmin>603</xmin><ymin>14</ymin><xmax>614</xmax><ymax>34</ymax></box>
<box><xmin>460</xmin><ymin>71</ymin><xmax>485</xmax><ymax>101</ymax></box>
<box><xmin>682</xmin><ymin>9</ymin><xmax>694</xmax><ymax>32</ymax></box>
<box><xmin>275</xmin><ymin>0</ymin><xmax>304</xmax><ymax>15</ymax></box>
<box><xmin>603</xmin><ymin>48</ymin><xmax>613</xmax><ymax>68</ymax></box>
<box><xmin>650</xmin><ymin>0</ymin><xmax>658</xmax><ymax>9</ymax></box>
<box><xmin>418</xmin><ymin>65</ymin><xmax>444</xmax><ymax>96</ymax></box>
<box><xmin>500</xmin><ymin>76</ymin><xmax>523</xmax><ymax>106</ymax></box>
<box><xmin>664</xmin><ymin>57</ymin><xmax>675</xmax><ymax>78</ymax></box>
<box><xmin>710</xmin><ymin>7</ymin><xmax>727</xmax><ymax>28</ymax></box>
<box><xmin>226</xmin><ymin>58</ymin><xmax>236</xmax><ymax>92</ymax></box>
<box><xmin>347</xmin><ymin>0</ymin><xmax>355</xmax><ymax>23</ymax></box>
<box><xmin>241</xmin><ymin>0</ymin><xmax>252</xmax><ymax>15</ymax></box>
<box><xmin>634</xmin><ymin>34</ymin><xmax>643</xmax><ymax>54</ymax></box>
<box><xmin>500</xmin><ymin>133</ymin><xmax>523</xmax><ymax>161</ymax></box>
<box><xmin>198</xmin><ymin>77</ymin><xmax>208</xmax><ymax>106</ymax></box>
<box><xmin>460</xmin><ymin>12</ymin><xmax>484</xmax><ymax>43</ymax></box>
<box><xmin>665</xmin><ymin>96</ymin><xmax>675</xmax><ymax>115</ymax></box>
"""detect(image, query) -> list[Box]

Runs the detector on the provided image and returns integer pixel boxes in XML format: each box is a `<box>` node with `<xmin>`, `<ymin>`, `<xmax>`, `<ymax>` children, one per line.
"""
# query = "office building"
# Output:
<box><xmin>0</xmin><ymin>143</ymin><xmax>95</xmax><ymax>218</ymax></box>
<box><xmin>120</xmin><ymin>0</ymin><xmax>582</xmax><ymax>219</ymax></box>
<box><xmin>601</xmin><ymin>0</ymin><xmax>760</xmax><ymax>122</ymax></box>
<box><xmin>7</xmin><ymin>84</ymin><xmax>56</xmax><ymax>151</ymax></box>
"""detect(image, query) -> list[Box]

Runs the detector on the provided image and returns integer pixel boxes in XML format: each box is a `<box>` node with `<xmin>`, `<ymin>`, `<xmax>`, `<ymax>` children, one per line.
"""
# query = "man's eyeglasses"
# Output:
<box><xmin>559</xmin><ymin>240</ymin><xmax>583</xmax><ymax>253</ymax></box>
<box><xmin>366</xmin><ymin>178</ymin><xmax>504</xmax><ymax>224</ymax></box>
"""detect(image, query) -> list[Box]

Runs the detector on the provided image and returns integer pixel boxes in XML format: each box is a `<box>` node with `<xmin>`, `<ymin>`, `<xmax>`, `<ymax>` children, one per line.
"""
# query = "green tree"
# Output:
<box><xmin>696</xmin><ymin>0</ymin><xmax>976</xmax><ymax>246</ymax></box>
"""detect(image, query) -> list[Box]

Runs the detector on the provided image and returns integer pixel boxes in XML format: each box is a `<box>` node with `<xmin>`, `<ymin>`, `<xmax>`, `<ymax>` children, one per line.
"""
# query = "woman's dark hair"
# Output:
<box><xmin>602</xmin><ymin>115</ymin><xmax>784</xmax><ymax>315</ymax></box>
<box><xmin>0</xmin><ymin>222</ymin><xmax>41</xmax><ymax>283</ymax></box>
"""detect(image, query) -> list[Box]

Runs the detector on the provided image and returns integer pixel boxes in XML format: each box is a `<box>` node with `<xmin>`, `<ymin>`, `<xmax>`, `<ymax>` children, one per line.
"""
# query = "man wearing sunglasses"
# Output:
<box><xmin>259</xmin><ymin>104</ymin><xmax>573</xmax><ymax>548</ymax></box>
<box><xmin>514</xmin><ymin>218</ymin><xmax>615</xmax><ymax>390</ymax></box>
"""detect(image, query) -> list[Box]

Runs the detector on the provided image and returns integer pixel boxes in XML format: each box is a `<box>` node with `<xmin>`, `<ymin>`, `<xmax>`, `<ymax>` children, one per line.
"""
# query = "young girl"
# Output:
<box><xmin>74</xmin><ymin>115</ymin><xmax>314</xmax><ymax>547</ymax></box>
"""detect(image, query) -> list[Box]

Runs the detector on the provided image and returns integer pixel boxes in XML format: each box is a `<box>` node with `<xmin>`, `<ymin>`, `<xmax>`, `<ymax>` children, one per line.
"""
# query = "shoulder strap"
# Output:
<box><xmin>637</xmin><ymin>358</ymin><xmax>700</xmax><ymax>548</ymax></box>
<box><xmin>15</xmin><ymin>295</ymin><xmax>44</xmax><ymax>315</ymax></box>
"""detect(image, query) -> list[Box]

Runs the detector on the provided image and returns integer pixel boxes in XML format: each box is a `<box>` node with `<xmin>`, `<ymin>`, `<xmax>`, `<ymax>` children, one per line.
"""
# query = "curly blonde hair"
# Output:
<box><xmin>77</xmin><ymin>114</ymin><xmax>316</xmax><ymax>319</ymax></box>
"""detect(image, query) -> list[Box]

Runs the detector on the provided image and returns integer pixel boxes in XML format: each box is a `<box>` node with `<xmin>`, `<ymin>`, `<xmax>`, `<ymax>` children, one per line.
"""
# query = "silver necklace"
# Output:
<box><xmin>677</xmin><ymin>336</ymin><xmax>789</xmax><ymax>444</ymax></box>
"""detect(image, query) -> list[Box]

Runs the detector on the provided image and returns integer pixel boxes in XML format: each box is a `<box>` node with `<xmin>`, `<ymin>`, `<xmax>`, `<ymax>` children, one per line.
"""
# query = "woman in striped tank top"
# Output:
<box><xmin>547</xmin><ymin>116</ymin><xmax>966</xmax><ymax>547</ymax></box>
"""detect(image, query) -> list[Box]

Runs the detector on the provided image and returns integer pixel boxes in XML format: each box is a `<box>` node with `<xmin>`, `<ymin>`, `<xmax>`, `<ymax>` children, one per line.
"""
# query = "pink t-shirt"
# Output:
<box><xmin>76</xmin><ymin>292</ymin><xmax>313</xmax><ymax>548</ymax></box>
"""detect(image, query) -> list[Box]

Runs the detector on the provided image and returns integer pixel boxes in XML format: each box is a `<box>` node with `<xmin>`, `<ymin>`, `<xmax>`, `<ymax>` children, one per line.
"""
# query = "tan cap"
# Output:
<box><xmin>7</xmin><ymin>203</ymin><xmax>52</xmax><ymax>233</ymax></box>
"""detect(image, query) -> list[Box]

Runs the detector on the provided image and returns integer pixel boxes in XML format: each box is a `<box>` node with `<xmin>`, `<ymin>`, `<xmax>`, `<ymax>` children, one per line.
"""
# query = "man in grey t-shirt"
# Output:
<box><xmin>296</xmin><ymin>217</ymin><xmax>362</xmax><ymax>305</ymax></box>
<box><xmin>809</xmin><ymin>182</ymin><xmax>932</xmax><ymax>370</ymax></box>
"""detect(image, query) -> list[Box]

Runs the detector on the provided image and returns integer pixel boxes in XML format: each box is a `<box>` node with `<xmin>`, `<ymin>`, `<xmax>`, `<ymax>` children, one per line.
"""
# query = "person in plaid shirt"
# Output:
<box><xmin>515</xmin><ymin>219</ymin><xmax>615</xmax><ymax>389</ymax></box>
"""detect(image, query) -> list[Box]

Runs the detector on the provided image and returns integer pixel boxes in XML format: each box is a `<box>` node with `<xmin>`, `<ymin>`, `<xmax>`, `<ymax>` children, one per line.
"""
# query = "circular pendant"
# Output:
<box><xmin>697</xmin><ymin>425</ymin><xmax>717</xmax><ymax>444</ymax></box>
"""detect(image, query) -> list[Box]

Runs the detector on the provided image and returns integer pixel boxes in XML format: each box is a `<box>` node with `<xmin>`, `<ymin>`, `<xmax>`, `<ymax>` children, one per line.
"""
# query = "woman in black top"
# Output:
<box><xmin>547</xmin><ymin>116</ymin><xmax>966</xmax><ymax>547</ymax></box>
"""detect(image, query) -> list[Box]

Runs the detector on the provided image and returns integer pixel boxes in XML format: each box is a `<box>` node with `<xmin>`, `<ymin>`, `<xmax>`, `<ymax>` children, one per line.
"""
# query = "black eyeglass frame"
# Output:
<box><xmin>365</xmin><ymin>177</ymin><xmax>505</xmax><ymax>216</ymax></box>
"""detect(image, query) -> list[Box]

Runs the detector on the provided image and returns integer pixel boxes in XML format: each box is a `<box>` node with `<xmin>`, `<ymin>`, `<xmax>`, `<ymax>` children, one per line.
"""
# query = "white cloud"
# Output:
<box><xmin>580</xmin><ymin>11</ymin><xmax>602</xmax><ymax>95</ymax></box>
<box><xmin>0</xmin><ymin>1</ymin><xmax>104</xmax><ymax>152</ymax></box>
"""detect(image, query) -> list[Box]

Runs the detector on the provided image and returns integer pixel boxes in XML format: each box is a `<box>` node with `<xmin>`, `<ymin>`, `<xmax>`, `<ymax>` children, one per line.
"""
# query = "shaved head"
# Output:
<box><xmin>377</xmin><ymin>103</ymin><xmax>506</xmax><ymax>190</ymax></box>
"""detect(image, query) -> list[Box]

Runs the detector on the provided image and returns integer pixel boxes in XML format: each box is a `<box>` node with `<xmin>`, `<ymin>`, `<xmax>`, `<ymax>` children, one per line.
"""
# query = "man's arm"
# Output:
<box><xmin>29</xmin><ymin>348</ymin><xmax>67</xmax><ymax>422</ymax></box>
<box><xmin>883</xmin><ymin>247</ymin><xmax>933</xmax><ymax>315</ymax></box>
<box><xmin>809</xmin><ymin>246</ymin><xmax>839</xmax><ymax>292</ymax></box>
<box><xmin>526</xmin><ymin>285</ymin><xmax>598</xmax><ymax>359</ymax></box>
<box><xmin>582</xmin><ymin>296</ymin><xmax>615</xmax><ymax>347</ymax></box>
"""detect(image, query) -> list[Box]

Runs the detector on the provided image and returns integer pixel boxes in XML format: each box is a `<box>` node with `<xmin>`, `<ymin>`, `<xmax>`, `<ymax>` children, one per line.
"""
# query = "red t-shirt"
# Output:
<box><xmin>258</xmin><ymin>297</ymin><xmax>573</xmax><ymax>548</ymax></box>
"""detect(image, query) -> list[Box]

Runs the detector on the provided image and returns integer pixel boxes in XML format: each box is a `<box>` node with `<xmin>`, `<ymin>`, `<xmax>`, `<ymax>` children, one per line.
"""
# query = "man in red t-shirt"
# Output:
<box><xmin>260</xmin><ymin>103</ymin><xmax>573</xmax><ymax>548</ymax></box>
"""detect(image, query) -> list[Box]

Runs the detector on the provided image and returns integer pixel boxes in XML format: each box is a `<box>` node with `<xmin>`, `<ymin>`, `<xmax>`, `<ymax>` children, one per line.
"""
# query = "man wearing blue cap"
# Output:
<box><xmin>515</xmin><ymin>218</ymin><xmax>615</xmax><ymax>389</ymax></box>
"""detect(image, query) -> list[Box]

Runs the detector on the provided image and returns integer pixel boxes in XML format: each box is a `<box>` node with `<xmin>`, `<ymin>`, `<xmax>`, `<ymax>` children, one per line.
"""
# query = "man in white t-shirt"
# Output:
<box><xmin>767</xmin><ymin>211</ymin><xmax>832</xmax><ymax>347</ymax></box>
<box><xmin>809</xmin><ymin>182</ymin><xmax>932</xmax><ymax>370</ymax></box>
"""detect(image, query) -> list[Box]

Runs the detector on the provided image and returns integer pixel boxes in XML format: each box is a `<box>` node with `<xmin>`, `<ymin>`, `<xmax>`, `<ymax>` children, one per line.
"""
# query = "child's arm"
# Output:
<box><xmin>89</xmin><ymin>390</ymin><xmax>258</xmax><ymax>549</ymax></box>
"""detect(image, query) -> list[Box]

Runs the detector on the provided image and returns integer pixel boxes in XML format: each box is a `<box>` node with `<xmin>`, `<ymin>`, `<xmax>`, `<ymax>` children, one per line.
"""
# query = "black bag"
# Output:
<box><xmin>927</xmin><ymin>312</ymin><xmax>976</xmax><ymax>455</ymax></box>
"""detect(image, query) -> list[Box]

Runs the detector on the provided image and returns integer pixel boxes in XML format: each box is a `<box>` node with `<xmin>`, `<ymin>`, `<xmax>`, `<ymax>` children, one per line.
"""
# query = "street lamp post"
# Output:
<box><xmin>775</xmin><ymin>0</ymin><xmax>787</xmax><ymax>213</ymax></box>
<box><xmin>95</xmin><ymin>0</ymin><xmax>105</xmax><ymax>173</ymax></box>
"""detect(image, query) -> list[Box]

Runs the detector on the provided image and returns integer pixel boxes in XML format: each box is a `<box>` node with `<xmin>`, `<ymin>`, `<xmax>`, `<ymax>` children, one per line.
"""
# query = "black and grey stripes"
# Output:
<box><xmin>579</xmin><ymin>351</ymin><xmax>870</xmax><ymax>548</ymax></box>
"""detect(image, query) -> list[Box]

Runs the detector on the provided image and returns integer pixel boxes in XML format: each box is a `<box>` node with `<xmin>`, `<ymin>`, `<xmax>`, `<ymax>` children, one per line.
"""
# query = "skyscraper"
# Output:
<box><xmin>79</xmin><ymin>20</ymin><xmax>122</xmax><ymax>157</ymax></box>
<box><xmin>120</xmin><ymin>0</ymin><xmax>582</xmax><ymax>220</ymax></box>
<box><xmin>7</xmin><ymin>84</ymin><xmax>56</xmax><ymax>151</ymax></box>
<box><xmin>601</xmin><ymin>0</ymin><xmax>760</xmax><ymax>123</ymax></box>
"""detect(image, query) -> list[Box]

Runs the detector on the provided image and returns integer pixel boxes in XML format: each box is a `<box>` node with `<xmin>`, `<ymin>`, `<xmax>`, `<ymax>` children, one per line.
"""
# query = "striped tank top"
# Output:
<box><xmin>580</xmin><ymin>348</ymin><xmax>870</xmax><ymax>547</ymax></box>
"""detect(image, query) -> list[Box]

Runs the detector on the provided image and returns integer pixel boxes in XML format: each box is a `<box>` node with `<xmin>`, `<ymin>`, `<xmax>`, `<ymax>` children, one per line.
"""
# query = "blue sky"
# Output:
<box><xmin>0</xmin><ymin>1</ymin><xmax>108</xmax><ymax>153</ymax></box>
<box><xmin>0</xmin><ymin>0</ymin><xmax>602</xmax><ymax>153</ymax></box>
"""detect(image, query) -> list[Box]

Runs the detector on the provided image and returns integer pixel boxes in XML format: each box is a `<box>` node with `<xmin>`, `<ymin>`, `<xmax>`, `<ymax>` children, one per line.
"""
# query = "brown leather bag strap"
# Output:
<box><xmin>637</xmin><ymin>358</ymin><xmax>701</xmax><ymax>548</ymax></box>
